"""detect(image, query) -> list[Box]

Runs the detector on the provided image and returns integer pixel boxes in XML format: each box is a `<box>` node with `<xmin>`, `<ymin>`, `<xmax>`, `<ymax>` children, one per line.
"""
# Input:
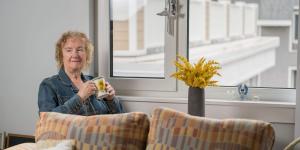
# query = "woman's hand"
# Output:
<box><xmin>105</xmin><ymin>82</ymin><xmax>115</xmax><ymax>101</ymax></box>
<box><xmin>77</xmin><ymin>81</ymin><xmax>97</xmax><ymax>102</ymax></box>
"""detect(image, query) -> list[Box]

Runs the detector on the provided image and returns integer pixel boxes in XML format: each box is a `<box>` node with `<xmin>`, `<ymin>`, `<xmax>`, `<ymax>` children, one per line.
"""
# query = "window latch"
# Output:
<box><xmin>238</xmin><ymin>83</ymin><xmax>248</xmax><ymax>100</ymax></box>
<box><xmin>156</xmin><ymin>0</ymin><xmax>178</xmax><ymax>36</ymax></box>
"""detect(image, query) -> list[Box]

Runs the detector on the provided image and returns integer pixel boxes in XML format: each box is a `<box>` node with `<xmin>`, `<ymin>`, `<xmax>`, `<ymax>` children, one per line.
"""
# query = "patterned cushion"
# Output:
<box><xmin>146</xmin><ymin>107</ymin><xmax>275</xmax><ymax>150</ymax></box>
<box><xmin>36</xmin><ymin>139</ymin><xmax>75</xmax><ymax>150</ymax></box>
<box><xmin>36</xmin><ymin>112</ymin><xmax>149</xmax><ymax>150</ymax></box>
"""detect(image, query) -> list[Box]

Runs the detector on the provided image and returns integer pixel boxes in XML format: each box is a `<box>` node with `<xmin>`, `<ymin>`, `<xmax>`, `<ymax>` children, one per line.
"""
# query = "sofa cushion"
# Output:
<box><xmin>36</xmin><ymin>112</ymin><xmax>149</xmax><ymax>150</ymax></box>
<box><xmin>36</xmin><ymin>139</ymin><xmax>75</xmax><ymax>150</ymax></box>
<box><xmin>146</xmin><ymin>107</ymin><xmax>275</xmax><ymax>150</ymax></box>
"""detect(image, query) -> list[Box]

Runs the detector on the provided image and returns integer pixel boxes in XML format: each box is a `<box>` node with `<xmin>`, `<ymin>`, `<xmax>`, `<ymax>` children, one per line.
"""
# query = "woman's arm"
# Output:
<box><xmin>38</xmin><ymin>80</ymin><xmax>82</xmax><ymax>114</ymax></box>
<box><xmin>104</xmin><ymin>97</ymin><xmax>125</xmax><ymax>113</ymax></box>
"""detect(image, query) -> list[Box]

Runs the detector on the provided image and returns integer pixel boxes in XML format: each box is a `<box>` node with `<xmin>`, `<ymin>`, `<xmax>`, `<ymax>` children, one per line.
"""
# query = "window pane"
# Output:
<box><xmin>189</xmin><ymin>0</ymin><xmax>298</xmax><ymax>88</ymax></box>
<box><xmin>110</xmin><ymin>0</ymin><xmax>165</xmax><ymax>78</ymax></box>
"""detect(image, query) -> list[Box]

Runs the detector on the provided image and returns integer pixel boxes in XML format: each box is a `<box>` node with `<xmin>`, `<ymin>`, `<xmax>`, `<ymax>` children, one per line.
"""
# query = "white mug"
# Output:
<box><xmin>92</xmin><ymin>76</ymin><xmax>108</xmax><ymax>99</ymax></box>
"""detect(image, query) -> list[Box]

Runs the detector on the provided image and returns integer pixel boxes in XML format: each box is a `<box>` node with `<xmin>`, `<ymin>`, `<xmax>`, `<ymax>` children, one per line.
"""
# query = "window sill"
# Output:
<box><xmin>119</xmin><ymin>96</ymin><xmax>295</xmax><ymax>108</ymax></box>
<box><xmin>119</xmin><ymin>96</ymin><xmax>295</xmax><ymax>123</ymax></box>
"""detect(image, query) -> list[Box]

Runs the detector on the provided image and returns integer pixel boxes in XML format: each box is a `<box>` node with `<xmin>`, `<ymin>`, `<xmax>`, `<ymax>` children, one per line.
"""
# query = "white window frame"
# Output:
<box><xmin>97</xmin><ymin>0</ymin><xmax>188</xmax><ymax>93</ymax></box>
<box><xmin>96</xmin><ymin>0</ymin><xmax>296</xmax><ymax>102</ymax></box>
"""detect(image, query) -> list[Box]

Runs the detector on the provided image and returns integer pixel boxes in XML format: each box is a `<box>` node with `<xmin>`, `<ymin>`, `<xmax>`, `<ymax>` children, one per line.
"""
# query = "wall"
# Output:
<box><xmin>233</xmin><ymin>0</ymin><xmax>296</xmax><ymax>20</ymax></box>
<box><xmin>260</xmin><ymin>26</ymin><xmax>297</xmax><ymax>87</ymax></box>
<box><xmin>233</xmin><ymin>0</ymin><xmax>298</xmax><ymax>88</ymax></box>
<box><xmin>0</xmin><ymin>0</ymin><xmax>92</xmax><ymax>135</ymax></box>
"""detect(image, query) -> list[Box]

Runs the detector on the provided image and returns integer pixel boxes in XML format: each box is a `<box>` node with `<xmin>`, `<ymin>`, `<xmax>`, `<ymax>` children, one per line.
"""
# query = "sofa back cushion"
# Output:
<box><xmin>147</xmin><ymin>107</ymin><xmax>275</xmax><ymax>150</ymax></box>
<box><xmin>36</xmin><ymin>139</ymin><xmax>75</xmax><ymax>150</ymax></box>
<box><xmin>36</xmin><ymin>112</ymin><xmax>149</xmax><ymax>150</ymax></box>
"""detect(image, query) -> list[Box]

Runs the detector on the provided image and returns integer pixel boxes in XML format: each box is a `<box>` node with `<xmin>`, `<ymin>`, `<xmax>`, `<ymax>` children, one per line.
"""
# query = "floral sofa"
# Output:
<box><xmin>6</xmin><ymin>107</ymin><xmax>275</xmax><ymax>150</ymax></box>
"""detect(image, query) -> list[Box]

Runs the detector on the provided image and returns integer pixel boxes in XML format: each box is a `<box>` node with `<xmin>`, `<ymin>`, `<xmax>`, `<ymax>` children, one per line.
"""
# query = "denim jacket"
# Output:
<box><xmin>38</xmin><ymin>68</ymin><xmax>125</xmax><ymax>115</ymax></box>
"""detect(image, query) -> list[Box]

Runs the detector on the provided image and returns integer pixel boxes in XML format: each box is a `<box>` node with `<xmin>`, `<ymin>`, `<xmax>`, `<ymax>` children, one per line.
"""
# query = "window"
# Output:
<box><xmin>189</xmin><ymin>0</ymin><xmax>297</xmax><ymax>101</ymax></box>
<box><xmin>111</xmin><ymin>0</ymin><xmax>165</xmax><ymax>78</ymax></box>
<box><xmin>98</xmin><ymin>0</ymin><xmax>183</xmax><ymax>92</ymax></box>
<box><xmin>98</xmin><ymin>0</ymin><xmax>297</xmax><ymax>102</ymax></box>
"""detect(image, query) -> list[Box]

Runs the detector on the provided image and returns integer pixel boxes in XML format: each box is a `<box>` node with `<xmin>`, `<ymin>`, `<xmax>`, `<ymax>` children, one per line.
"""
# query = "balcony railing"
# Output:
<box><xmin>190</xmin><ymin>0</ymin><xmax>258</xmax><ymax>45</ymax></box>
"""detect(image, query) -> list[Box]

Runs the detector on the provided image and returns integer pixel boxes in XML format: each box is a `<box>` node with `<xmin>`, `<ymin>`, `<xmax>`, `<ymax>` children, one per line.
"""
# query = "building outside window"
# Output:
<box><xmin>292</xmin><ymin>7</ymin><xmax>299</xmax><ymax>51</ymax></box>
<box><xmin>289</xmin><ymin>66</ymin><xmax>297</xmax><ymax>88</ymax></box>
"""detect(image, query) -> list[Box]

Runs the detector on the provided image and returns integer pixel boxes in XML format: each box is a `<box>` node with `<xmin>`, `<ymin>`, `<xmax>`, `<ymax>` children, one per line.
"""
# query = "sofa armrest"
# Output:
<box><xmin>284</xmin><ymin>137</ymin><xmax>300</xmax><ymax>150</ymax></box>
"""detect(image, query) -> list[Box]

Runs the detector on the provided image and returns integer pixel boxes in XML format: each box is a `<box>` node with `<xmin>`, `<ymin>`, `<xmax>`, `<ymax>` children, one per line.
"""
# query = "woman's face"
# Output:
<box><xmin>62</xmin><ymin>37</ymin><xmax>87</xmax><ymax>72</ymax></box>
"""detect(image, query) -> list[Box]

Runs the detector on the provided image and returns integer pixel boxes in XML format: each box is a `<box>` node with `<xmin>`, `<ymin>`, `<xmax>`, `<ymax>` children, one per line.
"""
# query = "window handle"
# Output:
<box><xmin>157</xmin><ymin>8</ymin><xmax>169</xmax><ymax>17</ymax></box>
<box><xmin>156</xmin><ymin>0</ymin><xmax>178</xmax><ymax>36</ymax></box>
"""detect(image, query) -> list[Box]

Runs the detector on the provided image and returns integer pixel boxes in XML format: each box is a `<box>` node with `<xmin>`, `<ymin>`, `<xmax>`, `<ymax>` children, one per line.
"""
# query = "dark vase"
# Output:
<box><xmin>188</xmin><ymin>87</ymin><xmax>205</xmax><ymax>117</ymax></box>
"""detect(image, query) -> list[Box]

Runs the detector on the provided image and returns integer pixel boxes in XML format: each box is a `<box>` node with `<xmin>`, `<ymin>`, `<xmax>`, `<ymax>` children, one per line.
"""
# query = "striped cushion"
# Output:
<box><xmin>36</xmin><ymin>112</ymin><xmax>149</xmax><ymax>150</ymax></box>
<box><xmin>147</xmin><ymin>107</ymin><xmax>275</xmax><ymax>150</ymax></box>
<box><xmin>36</xmin><ymin>139</ymin><xmax>75</xmax><ymax>149</ymax></box>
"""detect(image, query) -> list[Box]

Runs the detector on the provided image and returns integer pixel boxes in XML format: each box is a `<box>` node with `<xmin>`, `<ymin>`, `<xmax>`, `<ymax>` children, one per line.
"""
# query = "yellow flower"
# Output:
<box><xmin>170</xmin><ymin>55</ymin><xmax>221</xmax><ymax>88</ymax></box>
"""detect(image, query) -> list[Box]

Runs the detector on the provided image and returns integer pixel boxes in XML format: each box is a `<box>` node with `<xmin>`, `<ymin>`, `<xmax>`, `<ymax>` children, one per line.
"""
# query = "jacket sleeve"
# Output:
<box><xmin>103</xmin><ymin>96</ymin><xmax>125</xmax><ymax>114</ymax></box>
<box><xmin>38</xmin><ymin>80</ymin><xmax>82</xmax><ymax>114</ymax></box>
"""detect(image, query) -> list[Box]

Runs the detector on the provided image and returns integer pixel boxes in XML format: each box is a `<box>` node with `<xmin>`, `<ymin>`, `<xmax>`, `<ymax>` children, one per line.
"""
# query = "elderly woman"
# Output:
<box><xmin>38</xmin><ymin>31</ymin><xmax>124</xmax><ymax>115</ymax></box>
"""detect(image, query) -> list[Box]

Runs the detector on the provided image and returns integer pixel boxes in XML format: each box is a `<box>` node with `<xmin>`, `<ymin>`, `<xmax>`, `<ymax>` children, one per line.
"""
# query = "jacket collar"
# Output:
<box><xmin>58</xmin><ymin>68</ymin><xmax>88</xmax><ymax>87</ymax></box>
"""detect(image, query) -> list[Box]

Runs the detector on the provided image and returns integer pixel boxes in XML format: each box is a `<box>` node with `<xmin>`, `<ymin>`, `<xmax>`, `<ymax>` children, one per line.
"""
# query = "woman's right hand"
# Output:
<box><xmin>77</xmin><ymin>81</ymin><xmax>97</xmax><ymax>102</ymax></box>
